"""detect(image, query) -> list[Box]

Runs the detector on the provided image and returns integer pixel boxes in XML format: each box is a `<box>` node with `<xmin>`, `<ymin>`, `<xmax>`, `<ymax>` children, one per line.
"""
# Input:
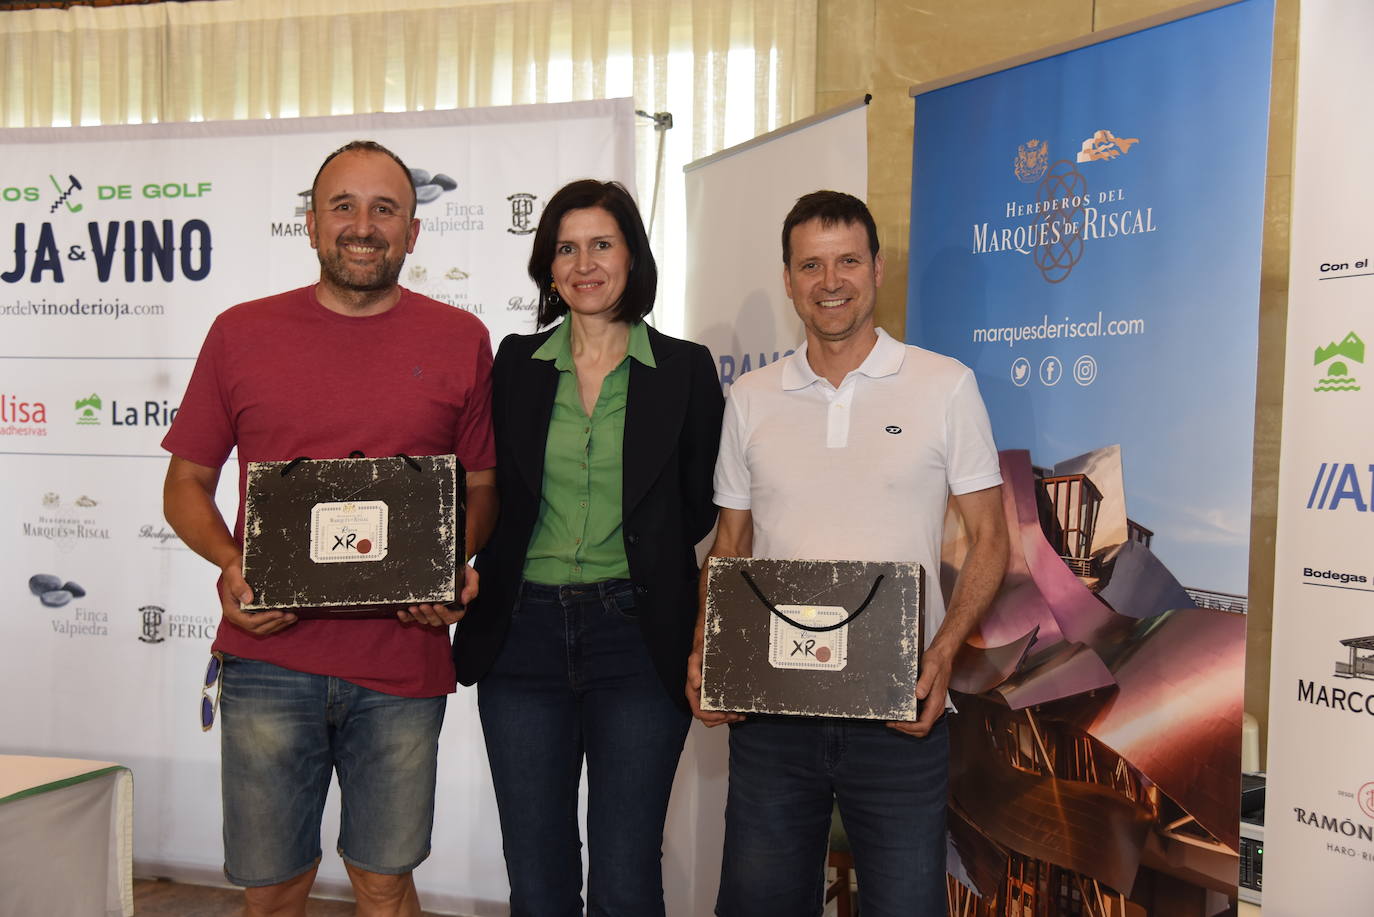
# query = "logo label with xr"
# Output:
<box><xmin>767</xmin><ymin>604</ymin><xmax>848</xmax><ymax>671</ymax></box>
<box><xmin>310</xmin><ymin>501</ymin><xmax>388</xmax><ymax>564</ymax></box>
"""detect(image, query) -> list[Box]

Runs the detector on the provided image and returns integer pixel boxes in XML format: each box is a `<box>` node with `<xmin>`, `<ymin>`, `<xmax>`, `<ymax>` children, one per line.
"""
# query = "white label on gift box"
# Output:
<box><xmin>310</xmin><ymin>501</ymin><xmax>389</xmax><ymax>564</ymax></box>
<box><xmin>767</xmin><ymin>604</ymin><xmax>848</xmax><ymax>671</ymax></box>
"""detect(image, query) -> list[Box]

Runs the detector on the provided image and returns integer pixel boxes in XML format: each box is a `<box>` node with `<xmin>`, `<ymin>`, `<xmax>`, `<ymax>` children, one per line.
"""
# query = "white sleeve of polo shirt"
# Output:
<box><xmin>712</xmin><ymin>386</ymin><xmax>752</xmax><ymax>510</ymax></box>
<box><xmin>945</xmin><ymin>368</ymin><xmax>1003</xmax><ymax>495</ymax></box>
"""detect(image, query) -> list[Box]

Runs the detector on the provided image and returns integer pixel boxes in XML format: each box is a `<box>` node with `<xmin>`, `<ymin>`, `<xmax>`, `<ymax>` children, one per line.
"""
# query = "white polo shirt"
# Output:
<box><xmin>713</xmin><ymin>328</ymin><xmax>1002</xmax><ymax>642</ymax></box>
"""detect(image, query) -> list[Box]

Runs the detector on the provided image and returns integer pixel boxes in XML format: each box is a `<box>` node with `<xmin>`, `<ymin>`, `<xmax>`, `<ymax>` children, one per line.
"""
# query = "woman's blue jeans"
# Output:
<box><xmin>477</xmin><ymin>579</ymin><xmax>691</xmax><ymax>917</ymax></box>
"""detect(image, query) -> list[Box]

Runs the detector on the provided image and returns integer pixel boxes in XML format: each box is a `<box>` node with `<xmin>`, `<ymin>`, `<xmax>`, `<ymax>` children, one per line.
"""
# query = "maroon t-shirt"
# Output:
<box><xmin>162</xmin><ymin>285</ymin><xmax>496</xmax><ymax>697</ymax></box>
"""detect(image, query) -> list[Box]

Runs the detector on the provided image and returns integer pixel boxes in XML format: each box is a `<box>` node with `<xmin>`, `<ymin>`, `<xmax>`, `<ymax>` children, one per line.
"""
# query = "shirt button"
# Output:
<box><xmin>574</xmin><ymin>537</ymin><xmax>581</xmax><ymax>544</ymax></box>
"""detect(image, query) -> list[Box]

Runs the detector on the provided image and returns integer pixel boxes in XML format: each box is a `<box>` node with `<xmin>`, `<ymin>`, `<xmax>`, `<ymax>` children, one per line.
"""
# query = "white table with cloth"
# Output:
<box><xmin>0</xmin><ymin>755</ymin><xmax>133</xmax><ymax>917</ymax></box>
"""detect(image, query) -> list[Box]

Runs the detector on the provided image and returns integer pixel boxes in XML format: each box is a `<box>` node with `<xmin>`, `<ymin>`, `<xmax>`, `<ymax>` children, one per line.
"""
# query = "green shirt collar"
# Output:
<box><xmin>532</xmin><ymin>319</ymin><xmax>657</xmax><ymax>370</ymax></box>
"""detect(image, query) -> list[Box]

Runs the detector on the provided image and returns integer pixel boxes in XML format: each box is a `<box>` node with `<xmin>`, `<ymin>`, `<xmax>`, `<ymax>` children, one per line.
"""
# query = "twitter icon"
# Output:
<box><xmin>1011</xmin><ymin>357</ymin><xmax>1031</xmax><ymax>387</ymax></box>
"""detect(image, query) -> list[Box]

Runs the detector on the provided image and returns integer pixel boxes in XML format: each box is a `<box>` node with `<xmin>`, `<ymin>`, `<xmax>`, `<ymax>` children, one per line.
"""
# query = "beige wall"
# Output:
<box><xmin>818</xmin><ymin>0</ymin><xmax>1298</xmax><ymax>762</ymax></box>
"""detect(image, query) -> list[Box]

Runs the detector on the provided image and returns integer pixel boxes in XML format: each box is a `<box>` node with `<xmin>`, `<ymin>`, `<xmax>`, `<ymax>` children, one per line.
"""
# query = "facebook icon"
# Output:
<box><xmin>1039</xmin><ymin>355</ymin><xmax>1062</xmax><ymax>386</ymax></box>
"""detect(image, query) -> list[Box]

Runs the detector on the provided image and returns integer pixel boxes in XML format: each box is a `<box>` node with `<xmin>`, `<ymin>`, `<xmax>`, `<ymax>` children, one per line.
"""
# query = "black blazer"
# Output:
<box><xmin>454</xmin><ymin>323</ymin><xmax>724</xmax><ymax>708</ymax></box>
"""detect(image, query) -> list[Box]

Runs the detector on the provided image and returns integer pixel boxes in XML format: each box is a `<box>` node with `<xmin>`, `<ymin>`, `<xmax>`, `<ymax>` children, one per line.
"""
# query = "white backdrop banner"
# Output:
<box><xmin>683</xmin><ymin>98</ymin><xmax>868</xmax><ymax>390</ymax></box>
<box><xmin>1265</xmin><ymin>1</ymin><xmax>1374</xmax><ymax>912</ymax></box>
<box><xmin>0</xmin><ymin>98</ymin><xmax>634</xmax><ymax>915</ymax></box>
<box><xmin>673</xmin><ymin>97</ymin><xmax>867</xmax><ymax>917</ymax></box>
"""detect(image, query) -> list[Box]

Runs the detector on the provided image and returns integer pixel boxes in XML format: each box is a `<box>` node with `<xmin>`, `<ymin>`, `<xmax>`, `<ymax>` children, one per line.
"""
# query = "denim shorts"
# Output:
<box><xmin>218</xmin><ymin>654</ymin><xmax>446</xmax><ymax>887</ymax></box>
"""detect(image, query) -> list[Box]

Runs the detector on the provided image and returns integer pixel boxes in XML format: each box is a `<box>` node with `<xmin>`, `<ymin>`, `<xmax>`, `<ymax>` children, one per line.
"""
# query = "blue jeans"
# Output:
<box><xmin>716</xmin><ymin>715</ymin><xmax>950</xmax><ymax>917</ymax></box>
<box><xmin>218</xmin><ymin>655</ymin><xmax>446</xmax><ymax>887</ymax></box>
<box><xmin>477</xmin><ymin>579</ymin><xmax>691</xmax><ymax>917</ymax></box>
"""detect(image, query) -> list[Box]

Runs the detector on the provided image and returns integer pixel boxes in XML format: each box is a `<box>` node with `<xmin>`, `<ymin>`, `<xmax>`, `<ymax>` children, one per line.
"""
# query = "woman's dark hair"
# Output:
<box><xmin>528</xmin><ymin>179</ymin><xmax>657</xmax><ymax>327</ymax></box>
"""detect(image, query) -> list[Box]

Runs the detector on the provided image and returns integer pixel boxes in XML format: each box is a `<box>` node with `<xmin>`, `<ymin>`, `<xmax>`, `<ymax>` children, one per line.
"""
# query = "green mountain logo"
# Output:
<box><xmin>1315</xmin><ymin>332</ymin><xmax>1362</xmax><ymax>393</ymax></box>
<box><xmin>75</xmin><ymin>393</ymin><xmax>102</xmax><ymax>425</ymax></box>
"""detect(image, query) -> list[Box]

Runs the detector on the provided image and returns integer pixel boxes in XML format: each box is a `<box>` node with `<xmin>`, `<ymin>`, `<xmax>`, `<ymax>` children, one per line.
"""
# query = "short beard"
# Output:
<box><xmin>317</xmin><ymin>236</ymin><xmax>405</xmax><ymax>293</ymax></box>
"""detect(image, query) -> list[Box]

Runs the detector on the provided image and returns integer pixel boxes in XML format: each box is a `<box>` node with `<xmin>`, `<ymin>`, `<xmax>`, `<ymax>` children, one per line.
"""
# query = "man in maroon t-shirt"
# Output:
<box><xmin>162</xmin><ymin>141</ymin><xmax>497</xmax><ymax>917</ymax></box>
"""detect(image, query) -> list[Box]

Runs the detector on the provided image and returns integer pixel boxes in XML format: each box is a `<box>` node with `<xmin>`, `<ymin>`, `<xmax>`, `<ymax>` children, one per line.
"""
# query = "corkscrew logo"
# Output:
<box><xmin>48</xmin><ymin>174</ymin><xmax>83</xmax><ymax>214</ymax></box>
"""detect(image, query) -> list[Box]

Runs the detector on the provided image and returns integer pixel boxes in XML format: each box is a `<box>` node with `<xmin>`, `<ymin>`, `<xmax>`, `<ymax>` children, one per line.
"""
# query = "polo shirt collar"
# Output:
<box><xmin>781</xmin><ymin>327</ymin><xmax>905</xmax><ymax>390</ymax></box>
<box><xmin>532</xmin><ymin>319</ymin><xmax>657</xmax><ymax>370</ymax></box>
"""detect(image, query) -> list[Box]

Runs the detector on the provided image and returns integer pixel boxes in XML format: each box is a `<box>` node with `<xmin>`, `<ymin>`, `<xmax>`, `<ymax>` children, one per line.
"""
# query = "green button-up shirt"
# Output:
<box><xmin>522</xmin><ymin>319</ymin><xmax>656</xmax><ymax>585</ymax></box>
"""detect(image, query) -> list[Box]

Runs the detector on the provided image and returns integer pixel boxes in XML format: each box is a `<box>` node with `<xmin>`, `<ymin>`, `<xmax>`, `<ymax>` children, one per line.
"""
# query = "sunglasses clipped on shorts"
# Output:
<box><xmin>201</xmin><ymin>651</ymin><xmax>224</xmax><ymax>732</ymax></box>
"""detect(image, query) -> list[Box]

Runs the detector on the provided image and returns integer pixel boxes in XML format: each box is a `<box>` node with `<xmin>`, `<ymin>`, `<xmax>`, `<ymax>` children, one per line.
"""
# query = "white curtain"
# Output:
<box><xmin>0</xmin><ymin>0</ymin><xmax>818</xmax><ymax>333</ymax></box>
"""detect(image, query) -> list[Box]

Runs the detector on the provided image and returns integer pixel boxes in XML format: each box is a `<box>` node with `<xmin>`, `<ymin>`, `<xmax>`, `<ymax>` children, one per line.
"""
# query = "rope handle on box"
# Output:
<box><xmin>738</xmin><ymin>569</ymin><xmax>884</xmax><ymax>633</ymax></box>
<box><xmin>279</xmin><ymin>452</ymin><xmax>424</xmax><ymax>476</ymax></box>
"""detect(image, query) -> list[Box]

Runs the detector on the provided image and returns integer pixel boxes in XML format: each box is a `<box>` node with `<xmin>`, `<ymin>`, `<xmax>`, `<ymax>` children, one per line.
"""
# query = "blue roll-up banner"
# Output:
<box><xmin>909</xmin><ymin>1</ymin><xmax>1273</xmax><ymax>912</ymax></box>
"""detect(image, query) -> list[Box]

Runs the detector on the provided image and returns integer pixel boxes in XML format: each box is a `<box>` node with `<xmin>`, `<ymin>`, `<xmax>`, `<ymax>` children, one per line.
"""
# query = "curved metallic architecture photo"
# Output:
<box><xmin>943</xmin><ymin>447</ymin><xmax>1244</xmax><ymax>917</ymax></box>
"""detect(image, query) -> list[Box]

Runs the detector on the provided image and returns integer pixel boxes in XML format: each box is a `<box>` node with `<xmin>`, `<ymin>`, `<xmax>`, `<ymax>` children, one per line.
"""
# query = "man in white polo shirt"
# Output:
<box><xmin>686</xmin><ymin>191</ymin><xmax>1009</xmax><ymax>917</ymax></box>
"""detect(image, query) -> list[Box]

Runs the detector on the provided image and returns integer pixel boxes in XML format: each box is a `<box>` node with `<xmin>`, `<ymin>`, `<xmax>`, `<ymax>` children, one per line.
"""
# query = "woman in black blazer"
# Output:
<box><xmin>454</xmin><ymin>180</ymin><xmax>723</xmax><ymax>916</ymax></box>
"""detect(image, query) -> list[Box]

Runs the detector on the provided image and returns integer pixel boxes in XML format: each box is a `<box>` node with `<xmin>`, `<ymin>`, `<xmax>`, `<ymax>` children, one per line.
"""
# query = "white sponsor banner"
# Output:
<box><xmin>673</xmin><ymin>99</ymin><xmax>866</xmax><ymax>916</ymax></box>
<box><xmin>0</xmin><ymin>99</ymin><xmax>634</xmax><ymax>913</ymax></box>
<box><xmin>1265</xmin><ymin>2</ymin><xmax>1374</xmax><ymax>912</ymax></box>
<box><xmin>683</xmin><ymin>98</ymin><xmax>868</xmax><ymax>390</ymax></box>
